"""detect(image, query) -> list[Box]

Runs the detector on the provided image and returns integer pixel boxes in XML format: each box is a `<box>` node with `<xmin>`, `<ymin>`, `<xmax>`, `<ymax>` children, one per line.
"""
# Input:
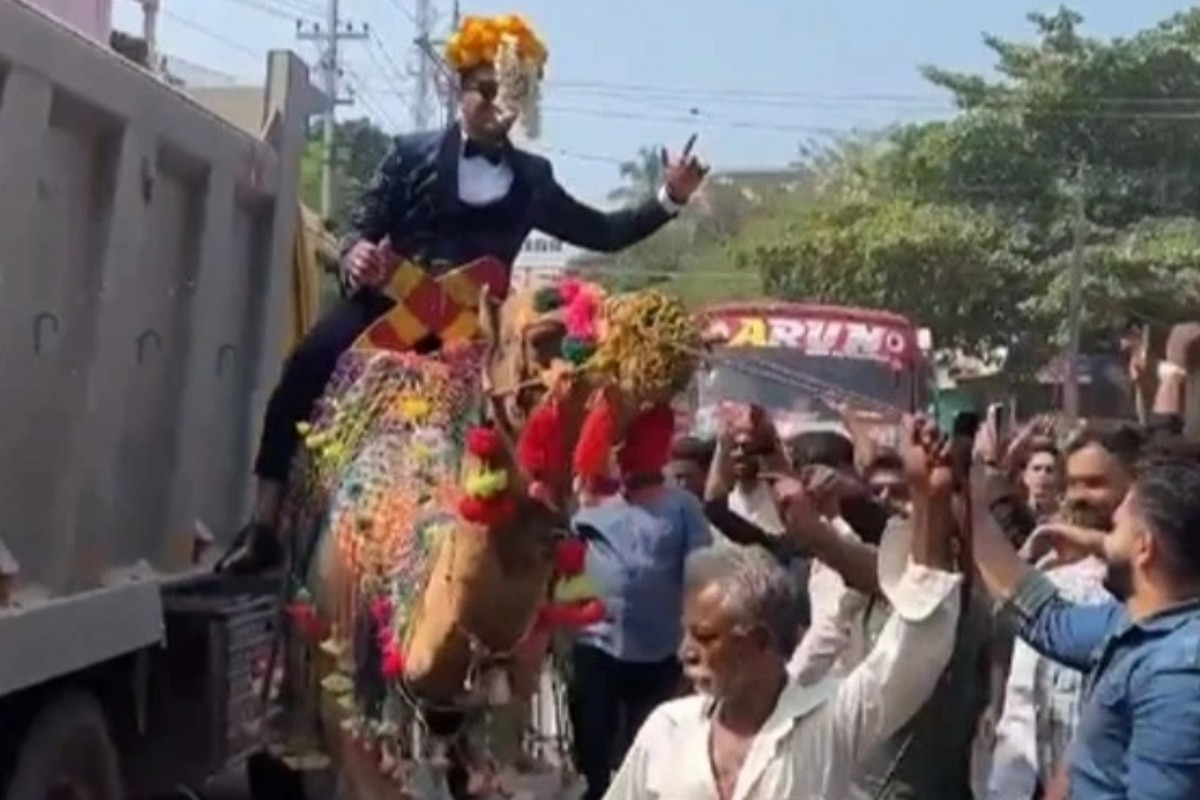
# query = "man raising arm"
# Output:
<box><xmin>971</xmin><ymin>443</ymin><xmax>1200</xmax><ymax>799</ymax></box>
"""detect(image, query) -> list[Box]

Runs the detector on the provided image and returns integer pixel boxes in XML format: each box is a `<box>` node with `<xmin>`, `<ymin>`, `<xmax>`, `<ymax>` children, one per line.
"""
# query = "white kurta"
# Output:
<box><xmin>603</xmin><ymin>522</ymin><xmax>962</xmax><ymax>800</ymax></box>
<box><xmin>788</xmin><ymin>518</ymin><xmax>871</xmax><ymax>683</ymax></box>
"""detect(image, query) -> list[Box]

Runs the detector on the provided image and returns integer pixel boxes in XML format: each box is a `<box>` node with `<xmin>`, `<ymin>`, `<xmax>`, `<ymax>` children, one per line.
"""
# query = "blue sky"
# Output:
<box><xmin>115</xmin><ymin>0</ymin><xmax>1183</xmax><ymax>205</ymax></box>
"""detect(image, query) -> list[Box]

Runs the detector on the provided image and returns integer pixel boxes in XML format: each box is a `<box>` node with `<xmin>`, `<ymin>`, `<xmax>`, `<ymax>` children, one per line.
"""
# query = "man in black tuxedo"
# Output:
<box><xmin>224</xmin><ymin>45</ymin><xmax>708</xmax><ymax>572</ymax></box>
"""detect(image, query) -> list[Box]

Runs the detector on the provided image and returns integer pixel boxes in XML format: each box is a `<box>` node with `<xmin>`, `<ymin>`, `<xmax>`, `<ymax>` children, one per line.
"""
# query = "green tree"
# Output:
<box><xmin>600</xmin><ymin>144</ymin><xmax>766</xmax><ymax>302</ymax></box>
<box><xmin>739</xmin><ymin>195</ymin><xmax>1035</xmax><ymax>357</ymax></box>
<box><xmin>608</xmin><ymin>146</ymin><xmax>666</xmax><ymax>206</ymax></box>
<box><xmin>300</xmin><ymin>117</ymin><xmax>392</xmax><ymax>233</ymax></box>
<box><xmin>733</xmin><ymin>7</ymin><xmax>1200</xmax><ymax>368</ymax></box>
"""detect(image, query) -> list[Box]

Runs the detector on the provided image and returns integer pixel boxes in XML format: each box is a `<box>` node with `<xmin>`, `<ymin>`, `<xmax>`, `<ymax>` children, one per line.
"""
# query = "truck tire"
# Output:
<box><xmin>3</xmin><ymin>692</ymin><xmax>122</xmax><ymax>800</ymax></box>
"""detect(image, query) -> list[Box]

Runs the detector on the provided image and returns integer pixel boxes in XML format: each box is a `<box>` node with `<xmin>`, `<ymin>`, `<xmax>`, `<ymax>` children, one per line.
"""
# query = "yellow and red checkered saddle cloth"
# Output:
<box><xmin>353</xmin><ymin>256</ymin><xmax>509</xmax><ymax>351</ymax></box>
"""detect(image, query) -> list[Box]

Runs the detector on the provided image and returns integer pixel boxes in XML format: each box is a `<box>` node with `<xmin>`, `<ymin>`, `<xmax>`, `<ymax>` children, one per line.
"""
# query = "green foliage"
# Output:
<box><xmin>299</xmin><ymin>117</ymin><xmax>392</xmax><ymax>233</ymax></box>
<box><xmin>741</xmin><ymin>195</ymin><xmax>1034</xmax><ymax>355</ymax></box>
<box><xmin>726</xmin><ymin>7</ymin><xmax>1200</xmax><ymax>371</ymax></box>
<box><xmin>600</xmin><ymin>146</ymin><xmax>766</xmax><ymax>304</ymax></box>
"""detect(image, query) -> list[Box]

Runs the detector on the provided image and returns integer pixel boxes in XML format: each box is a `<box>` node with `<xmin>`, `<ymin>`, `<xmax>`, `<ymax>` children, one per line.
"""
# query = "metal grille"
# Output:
<box><xmin>162</xmin><ymin>577</ymin><xmax>282</xmax><ymax>771</ymax></box>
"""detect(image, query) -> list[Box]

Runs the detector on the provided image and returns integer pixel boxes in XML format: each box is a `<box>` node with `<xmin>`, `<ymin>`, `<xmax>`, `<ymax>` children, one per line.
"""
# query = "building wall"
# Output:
<box><xmin>513</xmin><ymin>232</ymin><xmax>583</xmax><ymax>289</ymax></box>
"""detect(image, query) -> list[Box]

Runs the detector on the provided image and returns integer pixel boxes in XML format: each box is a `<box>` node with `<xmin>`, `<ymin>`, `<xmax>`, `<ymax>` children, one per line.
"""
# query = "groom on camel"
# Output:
<box><xmin>224</xmin><ymin>13</ymin><xmax>709</xmax><ymax>573</ymax></box>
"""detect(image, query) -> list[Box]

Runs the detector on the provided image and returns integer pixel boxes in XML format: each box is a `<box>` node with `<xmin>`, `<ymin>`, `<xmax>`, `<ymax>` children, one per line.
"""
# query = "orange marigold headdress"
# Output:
<box><xmin>445</xmin><ymin>14</ymin><xmax>548</xmax><ymax>139</ymax></box>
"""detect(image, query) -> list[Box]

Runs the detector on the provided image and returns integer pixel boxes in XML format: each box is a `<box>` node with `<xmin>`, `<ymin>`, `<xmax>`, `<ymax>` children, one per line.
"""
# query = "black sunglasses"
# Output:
<box><xmin>463</xmin><ymin>79</ymin><xmax>499</xmax><ymax>102</ymax></box>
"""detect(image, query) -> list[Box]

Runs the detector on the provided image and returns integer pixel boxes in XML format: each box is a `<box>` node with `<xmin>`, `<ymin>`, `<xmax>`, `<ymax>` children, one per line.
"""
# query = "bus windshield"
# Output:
<box><xmin>697</xmin><ymin>346</ymin><xmax>914</xmax><ymax>414</ymax></box>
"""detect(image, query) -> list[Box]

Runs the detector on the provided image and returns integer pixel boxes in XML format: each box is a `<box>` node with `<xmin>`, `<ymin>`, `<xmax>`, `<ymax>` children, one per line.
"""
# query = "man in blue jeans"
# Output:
<box><xmin>972</xmin><ymin>440</ymin><xmax>1200</xmax><ymax>799</ymax></box>
<box><xmin>568</xmin><ymin>473</ymin><xmax>711</xmax><ymax>800</ymax></box>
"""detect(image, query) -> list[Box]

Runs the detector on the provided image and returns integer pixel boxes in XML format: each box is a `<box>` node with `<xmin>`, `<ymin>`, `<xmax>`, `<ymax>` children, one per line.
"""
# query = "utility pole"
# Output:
<box><xmin>1062</xmin><ymin>161</ymin><xmax>1088</xmax><ymax>422</ymax></box>
<box><xmin>296</xmin><ymin>1</ymin><xmax>368</xmax><ymax>218</ymax></box>
<box><xmin>444</xmin><ymin>0</ymin><xmax>461</xmax><ymax>124</ymax></box>
<box><xmin>415</xmin><ymin>0</ymin><xmax>460</xmax><ymax>126</ymax></box>
<box><xmin>409</xmin><ymin>0</ymin><xmax>436</xmax><ymax>130</ymax></box>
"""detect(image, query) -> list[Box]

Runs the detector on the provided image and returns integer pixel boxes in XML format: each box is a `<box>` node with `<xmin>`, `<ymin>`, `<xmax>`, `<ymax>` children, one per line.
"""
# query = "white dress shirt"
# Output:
<box><xmin>603</xmin><ymin>522</ymin><xmax>962</xmax><ymax>800</ymax></box>
<box><xmin>457</xmin><ymin>138</ymin><xmax>685</xmax><ymax>213</ymax></box>
<box><xmin>986</xmin><ymin>556</ymin><xmax>1109</xmax><ymax>800</ymax></box>
<box><xmin>457</xmin><ymin>149</ymin><xmax>514</xmax><ymax>206</ymax></box>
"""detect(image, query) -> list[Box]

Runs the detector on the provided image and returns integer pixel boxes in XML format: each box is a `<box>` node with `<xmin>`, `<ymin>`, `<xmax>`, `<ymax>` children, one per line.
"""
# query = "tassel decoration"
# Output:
<box><xmin>517</xmin><ymin>399</ymin><xmax>566</xmax><ymax>478</ymax></box>
<box><xmin>573</xmin><ymin>392</ymin><xmax>618</xmax><ymax>481</ymax></box>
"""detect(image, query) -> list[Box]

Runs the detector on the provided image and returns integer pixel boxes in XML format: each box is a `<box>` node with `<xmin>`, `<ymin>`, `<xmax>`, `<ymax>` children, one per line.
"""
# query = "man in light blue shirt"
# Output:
<box><xmin>973</xmin><ymin>441</ymin><xmax>1200</xmax><ymax>800</ymax></box>
<box><xmin>567</xmin><ymin>478</ymin><xmax>711</xmax><ymax>800</ymax></box>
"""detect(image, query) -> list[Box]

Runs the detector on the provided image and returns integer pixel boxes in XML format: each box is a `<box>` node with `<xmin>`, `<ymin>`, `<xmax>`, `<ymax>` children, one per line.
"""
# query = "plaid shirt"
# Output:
<box><xmin>988</xmin><ymin>557</ymin><xmax>1110</xmax><ymax>799</ymax></box>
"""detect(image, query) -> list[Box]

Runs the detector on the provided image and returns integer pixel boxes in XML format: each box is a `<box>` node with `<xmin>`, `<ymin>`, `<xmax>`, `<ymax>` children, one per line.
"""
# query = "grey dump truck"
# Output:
<box><xmin>0</xmin><ymin>4</ymin><xmax>323</xmax><ymax>798</ymax></box>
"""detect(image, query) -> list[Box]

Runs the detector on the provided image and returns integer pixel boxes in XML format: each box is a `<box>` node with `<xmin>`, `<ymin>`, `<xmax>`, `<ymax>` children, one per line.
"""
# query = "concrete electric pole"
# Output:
<box><xmin>296</xmin><ymin>0</ymin><xmax>368</xmax><ymax>218</ymax></box>
<box><xmin>414</xmin><ymin>0</ymin><xmax>460</xmax><ymax>127</ymax></box>
<box><xmin>1062</xmin><ymin>161</ymin><xmax>1088</xmax><ymax>422</ymax></box>
<box><xmin>409</xmin><ymin>0</ymin><xmax>436</xmax><ymax>129</ymax></box>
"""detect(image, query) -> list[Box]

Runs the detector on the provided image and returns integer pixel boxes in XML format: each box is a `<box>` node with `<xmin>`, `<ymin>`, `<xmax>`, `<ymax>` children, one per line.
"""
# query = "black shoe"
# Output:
<box><xmin>218</xmin><ymin>522</ymin><xmax>283</xmax><ymax>574</ymax></box>
<box><xmin>246</xmin><ymin>751</ymin><xmax>306</xmax><ymax>800</ymax></box>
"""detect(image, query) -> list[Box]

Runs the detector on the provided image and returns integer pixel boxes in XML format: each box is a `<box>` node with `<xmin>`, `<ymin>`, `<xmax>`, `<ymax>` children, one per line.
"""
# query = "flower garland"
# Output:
<box><xmin>444</xmin><ymin>14</ymin><xmax>548</xmax><ymax>139</ymax></box>
<box><xmin>444</xmin><ymin>14</ymin><xmax>547</xmax><ymax>72</ymax></box>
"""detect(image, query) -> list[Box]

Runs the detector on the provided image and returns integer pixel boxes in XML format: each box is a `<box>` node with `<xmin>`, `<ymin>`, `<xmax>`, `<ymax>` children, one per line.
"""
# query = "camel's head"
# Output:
<box><xmin>476</xmin><ymin>278</ymin><xmax>703</xmax><ymax>515</ymax></box>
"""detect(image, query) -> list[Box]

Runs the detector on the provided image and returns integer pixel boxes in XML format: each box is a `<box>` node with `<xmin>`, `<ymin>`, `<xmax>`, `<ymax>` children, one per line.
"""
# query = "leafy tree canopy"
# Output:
<box><xmin>728</xmin><ymin>7</ymin><xmax>1200</xmax><ymax>370</ymax></box>
<box><xmin>300</xmin><ymin>117</ymin><xmax>392</xmax><ymax>234</ymax></box>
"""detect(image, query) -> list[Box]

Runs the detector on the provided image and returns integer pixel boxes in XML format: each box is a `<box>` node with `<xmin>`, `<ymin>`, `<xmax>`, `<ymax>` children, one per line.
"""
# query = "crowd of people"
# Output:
<box><xmin>564</xmin><ymin>322</ymin><xmax>1200</xmax><ymax>800</ymax></box>
<box><xmin>218</xmin><ymin>13</ymin><xmax>1200</xmax><ymax>793</ymax></box>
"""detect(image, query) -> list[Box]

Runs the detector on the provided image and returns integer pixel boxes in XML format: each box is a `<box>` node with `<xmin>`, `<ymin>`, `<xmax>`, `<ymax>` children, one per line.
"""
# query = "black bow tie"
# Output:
<box><xmin>463</xmin><ymin>139</ymin><xmax>508</xmax><ymax>166</ymax></box>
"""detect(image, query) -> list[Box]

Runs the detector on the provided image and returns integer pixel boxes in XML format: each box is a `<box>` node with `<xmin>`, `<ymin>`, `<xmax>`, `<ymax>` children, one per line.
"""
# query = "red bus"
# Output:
<box><xmin>689</xmin><ymin>301</ymin><xmax>932</xmax><ymax>447</ymax></box>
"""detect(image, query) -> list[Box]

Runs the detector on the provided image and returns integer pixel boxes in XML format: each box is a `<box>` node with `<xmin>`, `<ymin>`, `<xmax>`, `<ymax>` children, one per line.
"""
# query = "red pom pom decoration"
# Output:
<box><xmin>535</xmin><ymin>604</ymin><xmax>568</xmax><ymax>630</ymax></box>
<box><xmin>459</xmin><ymin>494</ymin><xmax>516</xmax><ymax>526</ymax></box>
<box><xmin>537</xmin><ymin>599</ymin><xmax>607</xmax><ymax>630</ymax></box>
<box><xmin>557</xmin><ymin>277</ymin><xmax>583</xmax><ymax>304</ymax></box>
<box><xmin>466</xmin><ymin>426</ymin><xmax>504</xmax><ymax>460</ymax></box>
<box><xmin>381</xmin><ymin>645</ymin><xmax>406</xmax><ymax>679</ymax></box>
<box><xmin>554</xmin><ymin>538</ymin><xmax>588</xmax><ymax>576</ymax></box>
<box><xmin>570</xmin><ymin>598</ymin><xmax>607</xmax><ymax>627</ymax></box>
<box><xmin>286</xmin><ymin>601</ymin><xmax>328</xmax><ymax>641</ymax></box>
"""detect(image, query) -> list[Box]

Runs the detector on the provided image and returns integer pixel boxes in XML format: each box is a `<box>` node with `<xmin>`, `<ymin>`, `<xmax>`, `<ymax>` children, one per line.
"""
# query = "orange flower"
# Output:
<box><xmin>443</xmin><ymin>13</ymin><xmax>548</xmax><ymax>71</ymax></box>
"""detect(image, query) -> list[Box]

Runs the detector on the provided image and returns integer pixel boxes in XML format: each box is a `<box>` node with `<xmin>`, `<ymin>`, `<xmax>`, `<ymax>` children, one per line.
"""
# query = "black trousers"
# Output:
<box><xmin>253</xmin><ymin>291</ymin><xmax>395</xmax><ymax>482</ymax></box>
<box><xmin>567</xmin><ymin>643</ymin><xmax>681</xmax><ymax>800</ymax></box>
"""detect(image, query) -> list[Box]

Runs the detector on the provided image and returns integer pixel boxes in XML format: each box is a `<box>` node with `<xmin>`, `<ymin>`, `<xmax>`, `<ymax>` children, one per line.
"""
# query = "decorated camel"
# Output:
<box><xmin>272</xmin><ymin>256</ymin><xmax>703</xmax><ymax>798</ymax></box>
